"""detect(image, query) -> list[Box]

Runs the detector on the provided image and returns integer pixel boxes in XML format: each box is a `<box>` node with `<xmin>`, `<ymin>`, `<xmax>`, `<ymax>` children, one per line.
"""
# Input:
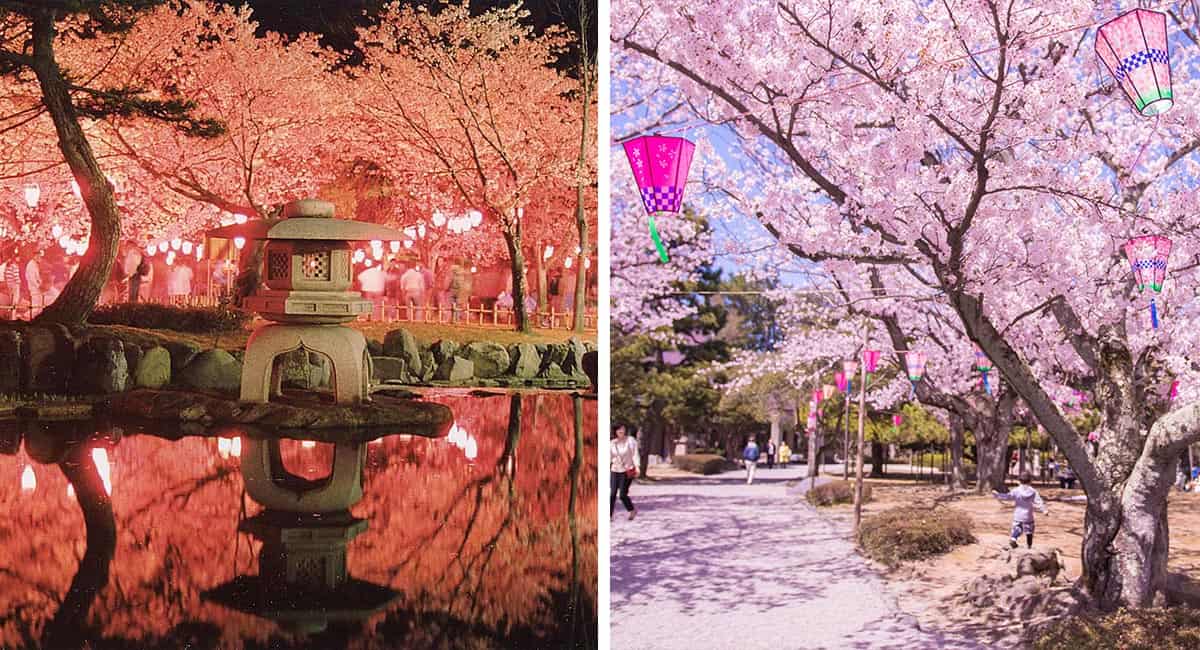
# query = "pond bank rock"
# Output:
<box><xmin>178</xmin><ymin>349</ymin><xmax>242</xmax><ymax>393</ymax></box>
<box><xmin>108</xmin><ymin>388</ymin><xmax>452</xmax><ymax>434</ymax></box>
<box><xmin>134</xmin><ymin>346</ymin><xmax>172</xmax><ymax>389</ymax></box>
<box><xmin>72</xmin><ymin>337</ymin><xmax>128</xmax><ymax>394</ymax></box>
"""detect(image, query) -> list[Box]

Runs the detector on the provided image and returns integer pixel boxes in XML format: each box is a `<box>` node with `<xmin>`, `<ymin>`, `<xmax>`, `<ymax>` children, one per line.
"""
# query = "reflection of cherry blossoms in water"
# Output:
<box><xmin>0</xmin><ymin>392</ymin><xmax>596</xmax><ymax>649</ymax></box>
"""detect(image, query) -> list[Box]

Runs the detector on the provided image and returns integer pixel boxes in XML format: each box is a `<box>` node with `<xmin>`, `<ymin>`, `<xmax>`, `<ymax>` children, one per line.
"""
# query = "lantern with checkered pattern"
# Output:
<box><xmin>622</xmin><ymin>134</ymin><xmax>696</xmax><ymax>262</ymax></box>
<box><xmin>1123</xmin><ymin>234</ymin><xmax>1172</xmax><ymax>329</ymax></box>
<box><xmin>1096</xmin><ymin>9</ymin><xmax>1172</xmax><ymax>117</ymax></box>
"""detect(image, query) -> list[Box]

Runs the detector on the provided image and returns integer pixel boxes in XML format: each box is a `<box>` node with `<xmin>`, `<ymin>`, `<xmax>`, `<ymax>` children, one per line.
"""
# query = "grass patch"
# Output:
<box><xmin>857</xmin><ymin>506</ymin><xmax>975</xmax><ymax>568</ymax></box>
<box><xmin>1035</xmin><ymin>608</ymin><xmax>1200</xmax><ymax>650</ymax></box>
<box><xmin>807</xmin><ymin>480</ymin><xmax>872</xmax><ymax>507</ymax></box>
<box><xmin>673</xmin><ymin>453</ymin><xmax>732</xmax><ymax>475</ymax></box>
<box><xmin>89</xmin><ymin>303</ymin><xmax>250</xmax><ymax>333</ymax></box>
<box><xmin>354</xmin><ymin>321</ymin><xmax>595</xmax><ymax>346</ymax></box>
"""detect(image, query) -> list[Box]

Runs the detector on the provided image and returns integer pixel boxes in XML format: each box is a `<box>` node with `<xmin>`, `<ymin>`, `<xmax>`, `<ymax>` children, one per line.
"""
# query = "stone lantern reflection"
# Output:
<box><xmin>203</xmin><ymin>433</ymin><xmax>397</xmax><ymax>634</ymax></box>
<box><xmin>207</xmin><ymin>199</ymin><xmax>403</xmax><ymax>405</ymax></box>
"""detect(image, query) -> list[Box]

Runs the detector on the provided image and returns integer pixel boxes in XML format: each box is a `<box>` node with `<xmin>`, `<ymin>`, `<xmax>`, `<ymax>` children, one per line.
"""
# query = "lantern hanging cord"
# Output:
<box><xmin>1115</xmin><ymin>115</ymin><xmax>1161</xmax><ymax>208</ymax></box>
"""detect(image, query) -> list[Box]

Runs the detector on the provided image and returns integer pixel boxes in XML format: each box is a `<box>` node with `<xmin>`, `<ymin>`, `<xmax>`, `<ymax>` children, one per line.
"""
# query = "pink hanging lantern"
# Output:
<box><xmin>974</xmin><ymin>348</ymin><xmax>993</xmax><ymax>395</ymax></box>
<box><xmin>1096</xmin><ymin>9</ymin><xmax>1173</xmax><ymax>117</ymax></box>
<box><xmin>812</xmin><ymin>389</ymin><xmax>822</xmax><ymax>405</ymax></box>
<box><xmin>892</xmin><ymin>413</ymin><xmax>903</xmax><ymax>427</ymax></box>
<box><xmin>1123</xmin><ymin>234</ymin><xmax>1172</xmax><ymax>329</ymax></box>
<box><xmin>822</xmin><ymin>384</ymin><xmax>836</xmax><ymax>400</ymax></box>
<box><xmin>1170</xmin><ymin>380</ymin><xmax>1180</xmax><ymax>402</ymax></box>
<box><xmin>862</xmin><ymin>349</ymin><xmax>881</xmax><ymax>374</ymax></box>
<box><xmin>835</xmin><ymin>372</ymin><xmax>848</xmax><ymax>393</ymax></box>
<box><xmin>622</xmin><ymin>134</ymin><xmax>696</xmax><ymax>263</ymax></box>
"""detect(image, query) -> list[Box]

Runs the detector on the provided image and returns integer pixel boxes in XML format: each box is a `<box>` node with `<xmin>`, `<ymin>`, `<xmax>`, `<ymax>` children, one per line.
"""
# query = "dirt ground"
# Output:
<box><xmin>823</xmin><ymin>478</ymin><xmax>1200</xmax><ymax>646</ymax></box>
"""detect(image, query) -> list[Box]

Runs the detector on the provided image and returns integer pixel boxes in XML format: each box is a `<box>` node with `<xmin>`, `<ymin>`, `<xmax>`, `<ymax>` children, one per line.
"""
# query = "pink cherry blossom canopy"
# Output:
<box><xmin>1095</xmin><ymin>9</ymin><xmax>1172</xmax><ymax>117</ymax></box>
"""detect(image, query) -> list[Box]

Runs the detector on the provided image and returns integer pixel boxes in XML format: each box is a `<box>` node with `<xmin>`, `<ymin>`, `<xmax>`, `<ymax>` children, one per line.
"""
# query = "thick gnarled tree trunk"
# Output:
<box><xmin>29</xmin><ymin>11</ymin><xmax>120</xmax><ymax>326</ymax></box>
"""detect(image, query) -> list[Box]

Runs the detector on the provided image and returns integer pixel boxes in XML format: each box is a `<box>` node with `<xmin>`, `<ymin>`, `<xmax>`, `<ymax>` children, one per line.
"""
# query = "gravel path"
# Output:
<box><xmin>610</xmin><ymin>466</ymin><xmax>986</xmax><ymax>649</ymax></box>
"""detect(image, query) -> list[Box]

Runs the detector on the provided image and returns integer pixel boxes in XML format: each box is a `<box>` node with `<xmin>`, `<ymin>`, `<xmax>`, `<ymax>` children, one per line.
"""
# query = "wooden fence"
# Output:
<box><xmin>2</xmin><ymin>293</ymin><xmax>597</xmax><ymax>331</ymax></box>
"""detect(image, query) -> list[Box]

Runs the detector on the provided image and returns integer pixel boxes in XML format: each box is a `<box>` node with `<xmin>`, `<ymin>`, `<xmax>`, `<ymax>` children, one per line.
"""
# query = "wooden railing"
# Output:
<box><xmin>366</xmin><ymin>299</ymin><xmax>598</xmax><ymax>331</ymax></box>
<box><xmin>2</xmin><ymin>293</ymin><xmax>597</xmax><ymax>332</ymax></box>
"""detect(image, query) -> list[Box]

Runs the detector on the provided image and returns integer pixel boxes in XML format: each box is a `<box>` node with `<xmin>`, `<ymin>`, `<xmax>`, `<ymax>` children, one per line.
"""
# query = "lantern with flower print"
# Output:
<box><xmin>862</xmin><ymin>349</ymin><xmax>881</xmax><ymax>374</ymax></box>
<box><xmin>622</xmin><ymin>134</ymin><xmax>696</xmax><ymax>263</ymax></box>
<box><xmin>835</xmin><ymin>372</ymin><xmax>848</xmax><ymax>394</ymax></box>
<box><xmin>1123</xmin><ymin>234</ymin><xmax>1172</xmax><ymax>329</ymax></box>
<box><xmin>1096</xmin><ymin>9</ymin><xmax>1173</xmax><ymax>117</ymax></box>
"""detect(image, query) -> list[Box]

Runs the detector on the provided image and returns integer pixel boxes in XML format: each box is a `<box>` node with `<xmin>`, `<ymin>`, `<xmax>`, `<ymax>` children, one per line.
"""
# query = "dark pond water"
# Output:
<box><xmin>0</xmin><ymin>392</ymin><xmax>597</xmax><ymax>650</ymax></box>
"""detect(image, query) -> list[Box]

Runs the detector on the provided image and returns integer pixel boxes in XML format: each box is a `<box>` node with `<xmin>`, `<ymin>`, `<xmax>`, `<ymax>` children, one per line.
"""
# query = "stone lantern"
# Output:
<box><xmin>207</xmin><ymin>199</ymin><xmax>403</xmax><ymax>405</ymax></box>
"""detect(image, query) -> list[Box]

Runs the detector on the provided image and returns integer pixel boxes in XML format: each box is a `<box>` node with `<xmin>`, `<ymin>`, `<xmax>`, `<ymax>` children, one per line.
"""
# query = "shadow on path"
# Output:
<box><xmin>610</xmin><ymin>484</ymin><xmax>986</xmax><ymax>650</ymax></box>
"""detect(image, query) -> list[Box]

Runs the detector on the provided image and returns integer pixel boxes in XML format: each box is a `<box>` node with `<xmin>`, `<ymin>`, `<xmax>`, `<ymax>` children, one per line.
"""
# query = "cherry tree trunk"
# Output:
<box><xmin>807</xmin><ymin>432</ymin><xmax>820</xmax><ymax>478</ymax></box>
<box><xmin>974</xmin><ymin>420</ymin><xmax>1010</xmax><ymax>494</ymax></box>
<box><xmin>502</xmin><ymin>216</ymin><xmax>531</xmax><ymax>333</ymax></box>
<box><xmin>29</xmin><ymin>13</ymin><xmax>120</xmax><ymax>327</ymax></box>
<box><xmin>1081</xmin><ymin>452</ymin><xmax>1176</xmax><ymax>610</ymax></box>
<box><xmin>571</xmin><ymin>74</ymin><xmax>592</xmax><ymax>333</ymax></box>
<box><xmin>871</xmin><ymin>440</ymin><xmax>885</xmax><ymax>476</ymax></box>
<box><xmin>947</xmin><ymin>413</ymin><xmax>967</xmax><ymax>491</ymax></box>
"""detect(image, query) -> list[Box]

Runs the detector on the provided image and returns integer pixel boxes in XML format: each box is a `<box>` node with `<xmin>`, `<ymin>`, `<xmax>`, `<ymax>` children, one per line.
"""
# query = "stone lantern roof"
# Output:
<box><xmin>206</xmin><ymin>199</ymin><xmax>405</xmax><ymax>242</ymax></box>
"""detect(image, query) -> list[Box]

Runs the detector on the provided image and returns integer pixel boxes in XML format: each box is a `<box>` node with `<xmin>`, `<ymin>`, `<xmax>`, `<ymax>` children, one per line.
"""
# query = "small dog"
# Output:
<box><xmin>1006</xmin><ymin>547</ymin><xmax>1065</xmax><ymax>583</ymax></box>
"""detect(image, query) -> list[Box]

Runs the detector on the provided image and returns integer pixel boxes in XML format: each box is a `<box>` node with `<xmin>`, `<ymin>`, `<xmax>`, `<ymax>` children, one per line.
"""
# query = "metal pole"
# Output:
<box><xmin>853</xmin><ymin>334</ymin><xmax>868</xmax><ymax>534</ymax></box>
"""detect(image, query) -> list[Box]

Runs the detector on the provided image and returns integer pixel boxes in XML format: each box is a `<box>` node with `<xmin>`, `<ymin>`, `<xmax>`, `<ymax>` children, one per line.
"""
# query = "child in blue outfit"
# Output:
<box><xmin>993</xmin><ymin>473</ymin><xmax>1049</xmax><ymax>549</ymax></box>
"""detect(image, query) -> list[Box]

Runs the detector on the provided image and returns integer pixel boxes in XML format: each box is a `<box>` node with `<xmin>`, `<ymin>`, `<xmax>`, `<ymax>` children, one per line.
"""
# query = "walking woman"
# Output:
<box><xmin>611</xmin><ymin>425</ymin><xmax>638</xmax><ymax>520</ymax></box>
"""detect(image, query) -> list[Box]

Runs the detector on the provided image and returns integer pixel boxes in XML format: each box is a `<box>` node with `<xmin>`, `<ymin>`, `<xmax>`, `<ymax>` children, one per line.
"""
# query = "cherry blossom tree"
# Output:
<box><xmin>614</xmin><ymin>0</ymin><xmax>1200</xmax><ymax>608</ymax></box>
<box><xmin>0</xmin><ymin>1</ymin><xmax>222</xmax><ymax>325</ymax></box>
<box><xmin>355</xmin><ymin>2</ymin><xmax>581</xmax><ymax>332</ymax></box>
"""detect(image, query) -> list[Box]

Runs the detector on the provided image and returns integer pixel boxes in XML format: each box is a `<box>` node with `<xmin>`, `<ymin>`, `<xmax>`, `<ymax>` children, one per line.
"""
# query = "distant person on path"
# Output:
<box><xmin>766</xmin><ymin>440</ymin><xmax>777</xmax><ymax>469</ymax></box>
<box><xmin>130</xmin><ymin>256</ymin><xmax>150</xmax><ymax>303</ymax></box>
<box><xmin>167</xmin><ymin>261</ymin><xmax>193</xmax><ymax>302</ymax></box>
<box><xmin>24</xmin><ymin>252</ymin><xmax>42</xmax><ymax>308</ymax></box>
<box><xmin>400</xmin><ymin>265</ymin><xmax>426</xmax><ymax>320</ymax></box>
<box><xmin>1056</xmin><ymin>460</ymin><xmax>1076</xmax><ymax>489</ymax></box>
<box><xmin>993</xmin><ymin>473</ymin><xmax>1049</xmax><ymax>549</ymax></box>
<box><xmin>3</xmin><ymin>257</ymin><xmax>20</xmax><ymax>308</ymax></box>
<box><xmin>610</xmin><ymin>425</ymin><xmax>638</xmax><ymax>520</ymax></box>
<box><xmin>779</xmin><ymin>441</ymin><xmax>792</xmax><ymax>466</ymax></box>
<box><xmin>743</xmin><ymin>437</ymin><xmax>760</xmax><ymax>484</ymax></box>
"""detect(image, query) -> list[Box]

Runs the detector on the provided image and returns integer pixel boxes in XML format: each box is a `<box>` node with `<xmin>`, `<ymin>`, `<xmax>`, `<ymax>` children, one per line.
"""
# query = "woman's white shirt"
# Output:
<box><xmin>611</xmin><ymin>437</ymin><xmax>638</xmax><ymax>473</ymax></box>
